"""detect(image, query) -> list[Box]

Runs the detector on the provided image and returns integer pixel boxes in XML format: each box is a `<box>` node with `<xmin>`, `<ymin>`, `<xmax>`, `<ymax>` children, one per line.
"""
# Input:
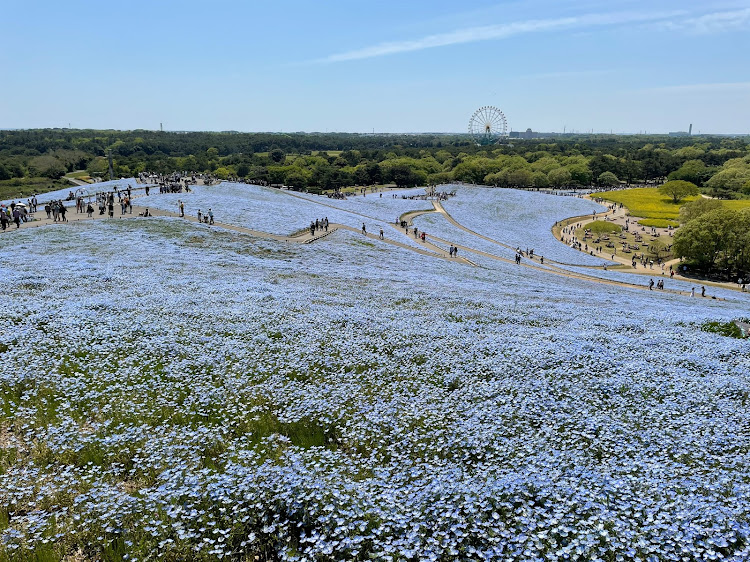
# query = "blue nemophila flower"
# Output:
<box><xmin>0</xmin><ymin>187</ymin><xmax>749</xmax><ymax>560</ymax></box>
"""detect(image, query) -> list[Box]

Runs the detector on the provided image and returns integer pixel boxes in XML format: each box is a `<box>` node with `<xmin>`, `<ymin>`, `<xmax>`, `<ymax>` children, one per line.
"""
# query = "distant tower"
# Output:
<box><xmin>688</xmin><ymin>124</ymin><xmax>693</xmax><ymax>136</ymax></box>
<box><xmin>107</xmin><ymin>149</ymin><xmax>114</xmax><ymax>181</ymax></box>
<box><xmin>160</xmin><ymin>122</ymin><xmax>163</xmax><ymax>132</ymax></box>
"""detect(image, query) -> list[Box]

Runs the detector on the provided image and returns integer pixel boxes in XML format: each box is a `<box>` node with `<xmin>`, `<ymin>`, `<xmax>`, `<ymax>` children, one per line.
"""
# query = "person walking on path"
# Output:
<box><xmin>691</xmin><ymin>287</ymin><xmax>695</xmax><ymax>297</ymax></box>
<box><xmin>379</xmin><ymin>228</ymin><xmax>384</xmax><ymax>240</ymax></box>
<box><xmin>362</xmin><ymin>223</ymin><xmax>366</xmax><ymax>235</ymax></box>
<box><xmin>208</xmin><ymin>209</ymin><xmax>214</xmax><ymax>225</ymax></box>
<box><xmin>179</xmin><ymin>201</ymin><xmax>185</xmax><ymax>217</ymax></box>
<box><xmin>648</xmin><ymin>279</ymin><xmax>654</xmax><ymax>291</ymax></box>
<box><xmin>197</xmin><ymin>209</ymin><xmax>203</xmax><ymax>223</ymax></box>
<box><xmin>701</xmin><ymin>286</ymin><xmax>706</xmax><ymax>297</ymax></box>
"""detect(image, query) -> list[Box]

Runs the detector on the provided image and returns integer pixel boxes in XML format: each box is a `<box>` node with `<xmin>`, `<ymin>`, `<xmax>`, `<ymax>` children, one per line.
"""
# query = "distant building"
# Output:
<box><xmin>669</xmin><ymin>124</ymin><xmax>693</xmax><ymax>137</ymax></box>
<box><xmin>509</xmin><ymin>128</ymin><xmax>547</xmax><ymax>139</ymax></box>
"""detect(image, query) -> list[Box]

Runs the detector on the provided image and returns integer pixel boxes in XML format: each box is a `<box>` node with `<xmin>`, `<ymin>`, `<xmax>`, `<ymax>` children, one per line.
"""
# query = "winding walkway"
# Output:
<box><xmin>3</xmin><ymin>190</ymin><xmax>744</xmax><ymax>298</ymax></box>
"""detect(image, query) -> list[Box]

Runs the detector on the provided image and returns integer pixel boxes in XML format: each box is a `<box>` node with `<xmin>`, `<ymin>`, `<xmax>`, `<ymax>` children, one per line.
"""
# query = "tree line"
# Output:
<box><xmin>1</xmin><ymin>130</ymin><xmax>749</xmax><ymax>198</ymax></box>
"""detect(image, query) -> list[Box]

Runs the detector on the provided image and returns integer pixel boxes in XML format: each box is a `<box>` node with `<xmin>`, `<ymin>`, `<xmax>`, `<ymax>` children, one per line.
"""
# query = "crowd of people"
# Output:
<box><xmin>1</xmin><ymin>201</ymin><xmax>28</xmax><ymax>230</ymax></box>
<box><xmin>138</xmin><ymin>171</ymin><xmax>217</xmax><ymax>191</ymax></box>
<box><xmin>310</xmin><ymin>218</ymin><xmax>329</xmax><ymax>236</ymax></box>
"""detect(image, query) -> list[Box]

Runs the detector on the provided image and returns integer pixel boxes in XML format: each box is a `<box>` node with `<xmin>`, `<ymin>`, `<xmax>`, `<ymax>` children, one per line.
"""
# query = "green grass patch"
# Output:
<box><xmin>585</xmin><ymin>220</ymin><xmax>622</xmax><ymax>234</ymax></box>
<box><xmin>592</xmin><ymin>188</ymin><xmax>700</xmax><ymax>220</ymax></box>
<box><xmin>701</xmin><ymin>321</ymin><xmax>744</xmax><ymax>339</ymax></box>
<box><xmin>0</xmin><ymin>177</ymin><xmax>70</xmax><ymax>201</ymax></box>
<box><xmin>638</xmin><ymin>218</ymin><xmax>680</xmax><ymax>228</ymax></box>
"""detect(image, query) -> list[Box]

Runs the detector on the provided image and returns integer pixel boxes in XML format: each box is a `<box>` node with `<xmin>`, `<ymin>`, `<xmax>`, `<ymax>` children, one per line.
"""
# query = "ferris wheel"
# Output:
<box><xmin>468</xmin><ymin>106</ymin><xmax>508</xmax><ymax>145</ymax></box>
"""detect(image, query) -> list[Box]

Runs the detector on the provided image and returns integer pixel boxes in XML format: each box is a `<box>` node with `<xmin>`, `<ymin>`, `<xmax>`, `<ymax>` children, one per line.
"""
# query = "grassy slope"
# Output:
<box><xmin>0</xmin><ymin>177</ymin><xmax>70</xmax><ymax>201</ymax></box>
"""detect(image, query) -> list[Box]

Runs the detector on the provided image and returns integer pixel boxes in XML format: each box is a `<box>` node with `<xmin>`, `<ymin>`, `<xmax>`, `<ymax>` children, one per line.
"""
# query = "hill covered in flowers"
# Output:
<box><xmin>1</xmin><ymin>184</ymin><xmax>749</xmax><ymax>561</ymax></box>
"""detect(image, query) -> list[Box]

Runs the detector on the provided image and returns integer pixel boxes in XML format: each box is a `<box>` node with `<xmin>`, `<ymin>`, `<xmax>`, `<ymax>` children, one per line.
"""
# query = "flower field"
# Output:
<box><xmin>143</xmin><ymin>183</ymin><xmax>430</xmax><ymax>240</ymax></box>
<box><xmin>1</xmin><ymin>185</ymin><xmax>750</xmax><ymax>561</ymax></box>
<box><xmin>590</xmin><ymin>189</ymin><xmax>697</xmax><ymax>221</ymax></box>
<box><xmin>441</xmin><ymin>188</ymin><xmax>610</xmax><ymax>266</ymax></box>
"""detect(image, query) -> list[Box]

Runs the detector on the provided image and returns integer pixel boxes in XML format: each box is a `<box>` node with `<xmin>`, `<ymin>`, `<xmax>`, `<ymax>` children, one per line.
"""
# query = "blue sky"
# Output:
<box><xmin>1</xmin><ymin>0</ymin><xmax>749</xmax><ymax>133</ymax></box>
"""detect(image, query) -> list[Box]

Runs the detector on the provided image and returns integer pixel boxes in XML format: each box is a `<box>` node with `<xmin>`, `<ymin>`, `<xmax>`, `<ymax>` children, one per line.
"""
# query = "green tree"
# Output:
<box><xmin>673</xmin><ymin>208</ymin><xmax>738</xmax><ymax>268</ymax></box>
<box><xmin>678</xmin><ymin>197</ymin><xmax>723</xmax><ymax>224</ymax></box>
<box><xmin>548</xmin><ymin>167</ymin><xmax>572</xmax><ymax>187</ymax></box>
<box><xmin>236</xmin><ymin>163</ymin><xmax>249</xmax><ymax>178</ymax></box>
<box><xmin>532</xmin><ymin>171</ymin><xmax>549</xmax><ymax>188</ymax></box>
<box><xmin>507</xmin><ymin>168</ymin><xmax>533</xmax><ymax>188</ymax></box>
<box><xmin>530</xmin><ymin>157</ymin><xmax>560</xmax><ymax>174</ymax></box>
<box><xmin>567</xmin><ymin>164</ymin><xmax>593</xmax><ymax>186</ymax></box>
<box><xmin>648</xmin><ymin>238</ymin><xmax>668</xmax><ymax>259</ymax></box>
<box><xmin>44</xmin><ymin>162</ymin><xmax>66</xmax><ymax>179</ymax></box>
<box><xmin>0</xmin><ymin>163</ymin><xmax>11</xmax><ymax>180</ymax></box>
<box><xmin>365</xmin><ymin>162</ymin><xmax>382</xmax><ymax>185</ymax></box>
<box><xmin>391</xmin><ymin>163</ymin><xmax>422</xmax><ymax>187</ymax></box>
<box><xmin>658</xmin><ymin>180</ymin><xmax>699</xmax><ymax>204</ymax></box>
<box><xmin>213</xmin><ymin>166</ymin><xmax>234</xmax><ymax>179</ymax></box>
<box><xmin>285</xmin><ymin>171</ymin><xmax>308</xmax><ymax>190</ymax></box>
<box><xmin>353</xmin><ymin>166</ymin><xmax>370</xmax><ymax>186</ymax></box>
<box><xmin>667</xmin><ymin>159</ymin><xmax>710</xmax><ymax>185</ymax></box>
<box><xmin>7</xmin><ymin>161</ymin><xmax>24</xmax><ymax>178</ymax></box>
<box><xmin>268</xmin><ymin>167</ymin><xmax>287</xmax><ymax>185</ymax></box>
<box><xmin>341</xmin><ymin>150</ymin><xmax>362</xmax><ymax>166</ymax></box>
<box><xmin>598</xmin><ymin>171</ymin><xmax>619</xmax><ymax>187</ymax></box>
<box><xmin>620</xmin><ymin>159</ymin><xmax>643</xmax><ymax>184</ymax></box>
<box><xmin>269</xmin><ymin>148</ymin><xmax>285</xmax><ymax>163</ymax></box>
<box><xmin>705</xmin><ymin>166</ymin><xmax>750</xmax><ymax>196</ymax></box>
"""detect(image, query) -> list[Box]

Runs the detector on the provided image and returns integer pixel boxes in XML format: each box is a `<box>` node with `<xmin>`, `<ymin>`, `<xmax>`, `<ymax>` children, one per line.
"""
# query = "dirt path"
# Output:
<box><xmin>3</xmin><ymin>192</ymin><xmax>744</xmax><ymax>298</ymax></box>
<box><xmin>3</xmin><ymin>201</ymin><xmax>471</xmax><ymax>264</ymax></box>
<box><xmin>426</xmin><ymin>200</ymin><xmax>713</xmax><ymax>295</ymax></box>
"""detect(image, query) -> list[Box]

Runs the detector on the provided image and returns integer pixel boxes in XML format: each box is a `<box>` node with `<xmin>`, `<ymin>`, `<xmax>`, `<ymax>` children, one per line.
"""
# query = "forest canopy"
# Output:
<box><xmin>1</xmin><ymin>129</ymin><xmax>749</xmax><ymax>198</ymax></box>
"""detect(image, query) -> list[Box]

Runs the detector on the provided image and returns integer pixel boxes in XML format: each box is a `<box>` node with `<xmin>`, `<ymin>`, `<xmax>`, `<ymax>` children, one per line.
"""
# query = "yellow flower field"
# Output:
<box><xmin>592</xmin><ymin>188</ymin><xmax>698</xmax><ymax>220</ymax></box>
<box><xmin>595</xmin><ymin>188</ymin><xmax>750</xmax><ymax>221</ymax></box>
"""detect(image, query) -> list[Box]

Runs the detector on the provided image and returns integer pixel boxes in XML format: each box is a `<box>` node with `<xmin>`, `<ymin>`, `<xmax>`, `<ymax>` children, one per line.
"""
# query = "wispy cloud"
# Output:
<box><xmin>656</xmin><ymin>7</ymin><xmax>750</xmax><ymax>33</ymax></box>
<box><xmin>316</xmin><ymin>10</ymin><xmax>684</xmax><ymax>63</ymax></box>
<box><xmin>638</xmin><ymin>81</ymin><xmax>750</xmax><ymax>93</ymax></box>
